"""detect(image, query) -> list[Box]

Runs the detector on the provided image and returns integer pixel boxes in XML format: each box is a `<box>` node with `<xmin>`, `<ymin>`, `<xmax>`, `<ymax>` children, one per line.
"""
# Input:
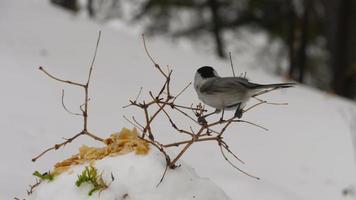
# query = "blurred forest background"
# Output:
<box><xmin>51</xmin><ymin>0</ymin><xmax>356</xmax><ymax>100</ymax></box>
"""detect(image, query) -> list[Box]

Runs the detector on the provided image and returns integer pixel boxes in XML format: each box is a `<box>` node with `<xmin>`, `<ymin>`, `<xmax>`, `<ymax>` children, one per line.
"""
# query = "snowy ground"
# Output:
<box><xmin>1</xmin><ymin>1</ymin><xmax>356</xmax><ymax>200</ymax></box>
<box><xmin>29</xmin><ymin>146</ymin><xmax>230</xmax><ymax>200</ymax></box>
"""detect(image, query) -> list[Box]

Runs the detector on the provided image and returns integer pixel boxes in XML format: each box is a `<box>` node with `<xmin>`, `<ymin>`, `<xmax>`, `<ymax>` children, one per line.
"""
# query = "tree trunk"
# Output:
<box><xmin>296</xmin><ymin>0</ymin><xmax>310</xmax><ymax>83</ymax></box>
<box><xmin>50</xmin><ymin>0</ymin><xmax>78</xmax><ymax>12</ymax></box>
<box><xmin>87</xmin><ymin>0</ymin><xmax>95</xmax><ymax>18</ymax></box>
<box><xmin>324</xmin><ymin>0</ymin><xmax>356</xmax><ymax>98</ymax></box>
<box><xmin>288</xmin><ymin>3</ymin><xmax>297</xmax><ymax>80</ymax></box>
<box><xmin>208</xmin><ymin>0</ymin><xmax>225</xmax><ymax>58</ymax></box>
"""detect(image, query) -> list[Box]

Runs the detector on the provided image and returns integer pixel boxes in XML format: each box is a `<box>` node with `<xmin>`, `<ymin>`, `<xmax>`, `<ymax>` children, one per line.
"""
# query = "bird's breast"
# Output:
<box><xmin>197</xmin><ymin>90</ymin><xmax>250</xmax><ymax>110</ymax></box>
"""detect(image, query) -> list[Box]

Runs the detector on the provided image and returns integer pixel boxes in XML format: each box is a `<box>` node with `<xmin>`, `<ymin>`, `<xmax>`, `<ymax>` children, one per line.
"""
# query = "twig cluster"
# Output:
<box><xmin>27</xmin><ymin>31</ymin><xmax>289</xmax><ymax>196</ymax></box>
<box><xmin>32</xmin><ymin>31</ymin><xmax>105</xmax><ymax>162</ymax></box>
<box><xmin>123</xmin><ymin>35</ymin><xmax>288</xmax><ymax>182</ymax></box>
<box><xmin>26</xmin><ymin>179</ymin><xmax>41</xmax><ymax>196</ymax></box>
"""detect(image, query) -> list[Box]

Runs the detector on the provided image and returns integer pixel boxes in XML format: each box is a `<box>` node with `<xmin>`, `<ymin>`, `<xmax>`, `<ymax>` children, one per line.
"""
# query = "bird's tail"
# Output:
<box><xmin>251</xmin><ymin>82</ymin><xmax>296</xmax><ymax>90</ymax></box>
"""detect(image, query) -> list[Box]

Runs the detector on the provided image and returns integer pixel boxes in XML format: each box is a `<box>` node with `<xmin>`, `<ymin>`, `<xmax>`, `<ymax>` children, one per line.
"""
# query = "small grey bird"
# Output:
<box><xmin>194</xmin><ymin>66</ymin><xmax>295</xmax><ymax>122</ymax></box>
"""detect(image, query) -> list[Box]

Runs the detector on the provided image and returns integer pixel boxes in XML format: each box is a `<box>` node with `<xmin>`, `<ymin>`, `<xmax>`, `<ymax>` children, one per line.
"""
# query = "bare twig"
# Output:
<box><xmin>253</xmin><ymin>96</ymin><xmax>288</xmax><ymax>106</ymax></box>
<box><xmin>229</xmin><ymin>52</ymin><xmax>236</xmax><ymax>77</ymax></box>
<box><xmin>252</xmin><ymin>87</ymin><xmax>280</xmax><ymax>97</ymax></box>
<box><xmin>86</xmin><ymin>31</ymin><xmax>101</xmax><ymax>86</ymax></box>
<box><xmin>32</xmin><ymin>131</ymin><xmax>83</xmax><ymax>162</ymax></box>
<box><xmin>134</xmin><ymin>87</ymin><xmax>143</xmax><ymax>102</ymax></box>
<box><xmin>123</xmin><ymin>115</ymin><xmax>144</xmax><ymax>131</ymax></box>
<box><xmin>32</xmin><ymin>31</ymin><xmax>104</xmax><ymax>162</ymax></box>
<box><xmin>169</xmin><ymin>127</ymin><xmax>205</xmax><ymax>168</ymax></box>
<box><xmin>142</xmin><ymin>34</ymin><xmax>168</xmax><ymax>78</ymax></box>
<box><xmin>142</xmin><ymin>34</ymin><xmax>157</xmax><ymax>65</ymax></box>
<box><xmin>61</xmin><ymin>89</ymin><xmax>82</xmax><ymax>116</ymax></box>
<box><xmin>153</xmin><ymin>99</ymin><xmax>194</xmax><ymax>137</ymax></box>
<box><xmin>156</xmin><ymin>165</ymin><xmax>168</xmax><ymax>187</ymax></box>
<box><xmin>232</xmin><ymin>119</ymin><xmax>268</xmax><ymax>131</ymax></box>
<box><xmin>27</xmin><ymin>179</ymin><xmax>42</xmax><ymax>195</ymax></box>
<box><xmin>39</xmin><ymin>67</ymin><xmax>84</xmax><ymax>87</ymax></box>
<box><xmin>219</xmin><ymin>140</ymin><xmax>245</xmax><ymax>164</ymax></box>
<box><xmin>173</xmin><ymin>82</ymin><xmax>191</xmax><ymax>102</ymax></box>
<box><xmin>122</xmin><ymin>87</ymin><xmax>144</xmax><ymax>108</ymax></box>
<box><xmin>132</xmin><ymin>116</ymin><xmax>145</xmax><ymax>130</ymax></box>
<box><xmin>219</xmin><ymin>144</ymin><xmax>259</xmax><ymax>180</ymax></box>
<box><xmin>163</xmin><ymin>137</ymin><xmax>218</xmax><ymax>147</ymax></box>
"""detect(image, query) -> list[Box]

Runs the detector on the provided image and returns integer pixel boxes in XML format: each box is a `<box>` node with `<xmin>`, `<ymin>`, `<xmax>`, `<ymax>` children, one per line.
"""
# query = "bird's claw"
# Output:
<box><xmin>234</xmin><ymin>109</ymin><xmax>243</xmax><ymax>119</ymax></box>
<box><xmin>198</xmin><ymin>116</ymin><xmax>208</xmax><ymax>125</ymax></box>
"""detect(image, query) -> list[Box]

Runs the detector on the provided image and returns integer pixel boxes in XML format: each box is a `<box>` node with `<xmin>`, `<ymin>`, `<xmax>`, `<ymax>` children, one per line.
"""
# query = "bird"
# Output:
<box><xmin>194</xmin><ymin>66</ymin><xmax>295</xmax><ymax>123</ymax></box>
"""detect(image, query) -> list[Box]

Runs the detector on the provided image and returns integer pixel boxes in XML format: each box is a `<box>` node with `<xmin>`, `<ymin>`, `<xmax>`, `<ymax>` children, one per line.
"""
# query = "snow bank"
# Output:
<box><xmin>29</xmin><ymin>147</ymin><xmax>230</xmax><ymax>200</ymax></box>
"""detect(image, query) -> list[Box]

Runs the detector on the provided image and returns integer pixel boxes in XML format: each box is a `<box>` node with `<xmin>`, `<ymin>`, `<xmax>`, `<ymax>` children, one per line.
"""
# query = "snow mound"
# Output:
<box><xmin>29</xmin><ymin>147</ymin><xmax>230</xmax><ymax>200</ymax></box>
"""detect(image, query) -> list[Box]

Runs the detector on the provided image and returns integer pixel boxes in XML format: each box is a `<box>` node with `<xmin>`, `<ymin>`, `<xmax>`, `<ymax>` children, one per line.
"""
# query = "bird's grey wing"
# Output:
<box><xmin>200</xmin><ymin>77</ymin><xmax>250</xmax><ymax>94</ymax></box>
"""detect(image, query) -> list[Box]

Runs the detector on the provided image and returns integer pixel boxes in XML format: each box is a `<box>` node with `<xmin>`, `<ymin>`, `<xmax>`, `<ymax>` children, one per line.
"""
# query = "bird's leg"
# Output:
<box><xmin>198</xmin><ymin>109</ymin><xmax>221</xmax><ymax>125</ymax></box>
<box><xmin>219</xmin><ymin>108</ymin><xmax>225</xmax><ymax>122</ymax></box>
<box><xmin>234</xmin><ymin>103</ymin><xmax>243</xmax><ymax>119</ymax></box>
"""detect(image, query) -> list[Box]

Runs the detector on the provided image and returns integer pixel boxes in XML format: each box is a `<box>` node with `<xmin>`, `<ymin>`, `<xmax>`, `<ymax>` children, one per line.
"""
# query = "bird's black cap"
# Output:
<box><xmin>197</xmin><ymin>66</ymin><xmax>216</xmax><ymax>78</ymax></box>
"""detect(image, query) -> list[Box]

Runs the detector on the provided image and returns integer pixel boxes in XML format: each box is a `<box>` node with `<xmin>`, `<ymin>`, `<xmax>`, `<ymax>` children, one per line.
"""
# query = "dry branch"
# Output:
<box><xmin>32</xmin><ymin>31</ymin><xmax>104</xmax><ymax>162</ymax></box>
<box><xmin>122</xmin><ymin>35</ymin><xmax>290</xmax><ymax>181</ymax></box>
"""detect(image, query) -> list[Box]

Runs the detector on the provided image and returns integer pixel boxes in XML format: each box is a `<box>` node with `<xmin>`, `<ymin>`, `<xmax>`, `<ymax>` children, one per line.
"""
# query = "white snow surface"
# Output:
<box><xmin>28</xmin><ymin>148</ymin><xmax>230</xmax><ymax>200</ymax></box>
<box><xmin>1</xmin><ymin>0</ymin><xmax>356</xmax><ymax>200</ymax></box>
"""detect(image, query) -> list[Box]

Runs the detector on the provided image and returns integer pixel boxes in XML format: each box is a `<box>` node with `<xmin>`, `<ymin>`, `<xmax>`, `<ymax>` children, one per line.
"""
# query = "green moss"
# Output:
<box><xmin>33</xmin><ymin>171</ymin><xmax>54</xmax><ymax>181</ymax></box>
<box><xmin>75</xmin><ymin>166</ymin><xmax>108</xmax><ymax>196</ymax></box>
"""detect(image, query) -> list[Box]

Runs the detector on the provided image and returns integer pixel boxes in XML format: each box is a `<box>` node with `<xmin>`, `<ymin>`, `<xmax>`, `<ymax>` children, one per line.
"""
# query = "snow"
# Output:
<box><xmin>28</xmin><ymin>148</ymin><xmax>230</xmax><ymax>200</ymax></box>
<box><xmin>1</xmin><ymin>0</ymin><xmax>356</xmax><ymax>200</ymax></box>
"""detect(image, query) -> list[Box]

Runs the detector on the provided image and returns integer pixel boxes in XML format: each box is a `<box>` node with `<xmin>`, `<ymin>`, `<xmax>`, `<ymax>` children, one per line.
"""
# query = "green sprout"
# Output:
<box><xmin>33</xmin><ymin>171</ymin><xmax>54</xmax><ymax>181</ymax></box>
<box><xmin>75</xmin><ymin>166</ymin><xmax>108</xmax><ymax>196</ymax></box>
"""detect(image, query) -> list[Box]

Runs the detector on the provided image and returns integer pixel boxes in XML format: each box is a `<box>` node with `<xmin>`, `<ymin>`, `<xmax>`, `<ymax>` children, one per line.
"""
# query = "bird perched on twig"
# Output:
<box><xmin>194</xmin><ymin>66</ymin><xmax>295</xmax><ymax>124</ymax></box>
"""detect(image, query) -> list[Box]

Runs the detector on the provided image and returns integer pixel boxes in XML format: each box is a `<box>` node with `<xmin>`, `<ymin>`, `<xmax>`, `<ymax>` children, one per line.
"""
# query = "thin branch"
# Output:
<box><xmin>142</xmin><ymin>101</ymin><xmax>155</xmax><ymax>140</ymax></box>
<box><xmin>123</xmin><ymin>115</ymin><xmax>144</xmax><ymax>131</ymax></box>
<box><xmin>32</xmin><ymin>131</ymin><xmax>85</xmax><ymax>162</ymax></box>
<box><xmin>243</xmin><ymin>97</ymin><xmax>288</xmax><ymax>114</ymax></box>
<box><xmin>27</xmin><ymin>179</ymin><xmax>42</xmax><ymax>195</ymax></box>
<box><xmin>164</xmin><ymin>137</ymin><xmax>218</xmax><ymax>147</ymax></box>
<box><xmin>139</xmin><ymin>137</ymin><xmax>172</xmax><ymax>169</ymax></box>
<box><xmin>219</xmin><ymin>144</ymin><xmax>259</xmax><ymax>180</ymax></box>
<box><xmin>134</xmin><ymin>87</ymin><xmax>143</xmax><ymax>102</ymax></box>
<box><xmin>61</xmin><ymin>89</ymin><xmax>82</xmax><ymax>116</ymax></box>
<box><xmin>174</xmin><ymin>106</ymin><xmax>200</xmax><ymax>124</ymax></box>
<box><xmin>169</xmin><ymin>127</ymin><xmax>205</xmax><ymax>168</ymax></box>
<box><xmin>142</xmin><ymin>34</ymin><xmax>168</xmax><ymax>78</ymax></box>
<box><xmin>87</xmin><ymin>30</ymin><xmax>101</xmax><ymax>86</ymax></box>
<box><xmin>38</xmin><ymin>66</ymin><xmax>84</xmax><ymax>87</ymax></box>
<box><xmin>229</xmin><ymin>52</ymin><xmax>236</xmax><ymax>77</ymax></box>
<box><xmin>132</xmin><ymin>116</ymin><xmax>144</xmax><ymax>130</ymax></box>
<box><xmin>252</xmin><ymin>87</ymin><xmax>280</xmax><ymax>97</ymax></box>
<box><xmin>232</xmin><ymin>119</ymin><xmax>268</xmax><ymax>131</ymax></box>
<box><xmin>142</xmin><ymin>34</ymin><xmax>157</xmax><ymax>65</ymax></box>
<box><xmin>219</xmin><ymin>140</ymin><xmax>245</xmax><ymax>164</ymax></box>
<box><xmin>189</xmin><ymin>126</ymin><xmax>194</xmax><ymax>134</ymax></box>
<box><xmin>243</xmin><ymin>101</ymin><xmax>266</xmax><ymax>113</ymax></box>
<box><xmin>253</xmin><ymin>96</ymin><xmax>288</xmax><ymax>106</ymax></box>
<box><xmin>173</xmin><ymin>82</ymin><xmax>191</xmax><ymax>102</ymax></box>
<box><xmin>122</xmin><ymin>87</ymin><xmax>144</xmax><ymax>108</ymax></box>
<box><xmin>79</xmin><ymin>99</ymin><xmax>90</xmax><ymax>112</ymax></box>
<box><xmin>155</xmin><ymin>101</ymin><xmax>194</xmax><ymax>137</ymax></box>
<box><xmin>159</xmin><ymin>102</ymin><xmax>205</xmax><ymax>111</ymax></box>
<box><xmin>85</xmin><ymin>130</ymin><xmax>104</xmax><ymax>141</ymax></box>
<box><xmin>156</xmin><ymin>165</ymin><xmax>168</xmax><ymax>187</ymax></box>
<box><xmin>218</xmin><ymin>119</ymin><xmax>234</xmax><ymax>137</ymax></box>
